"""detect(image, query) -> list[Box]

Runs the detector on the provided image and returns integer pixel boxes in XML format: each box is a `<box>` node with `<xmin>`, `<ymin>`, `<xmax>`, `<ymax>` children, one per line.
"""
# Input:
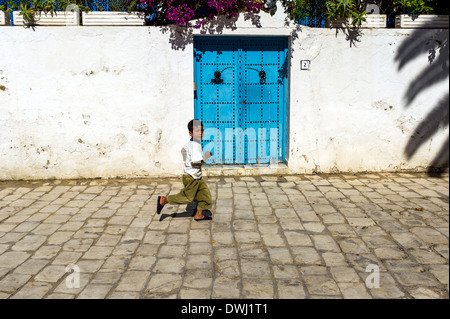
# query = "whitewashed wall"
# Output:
<box><xmin>0</xmin><ymin>25</ymin><xmax>193</xmax><ymax>180</ymax></box>
<box><xmin>0</xmin><ymin>13</ymin><xmax>448</xmax><ymax>180</ymax></box>
<box><xmin>289</xmin><ymin>26</ymin><xmax>449</xmax><ymax>174</ymax></box>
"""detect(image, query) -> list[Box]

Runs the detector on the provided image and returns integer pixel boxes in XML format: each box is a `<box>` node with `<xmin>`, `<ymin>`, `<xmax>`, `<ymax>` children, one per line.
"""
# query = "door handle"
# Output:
<box><xmin>211</xmin><ymin>71</ymin><xmax>223</xmax><ymax>84</ymax></box>
<box><xmin>259</xmin><ymin>71</ymin><xmax>266</xmax><ymax>84</ymax></box>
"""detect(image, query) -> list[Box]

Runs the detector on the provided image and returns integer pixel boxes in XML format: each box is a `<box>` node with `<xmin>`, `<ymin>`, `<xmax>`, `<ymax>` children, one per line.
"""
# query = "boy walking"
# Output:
<box><xmin>156</xmin><ymin>119</ymin><xmax>213</xmax><ymax>221</ymax></box>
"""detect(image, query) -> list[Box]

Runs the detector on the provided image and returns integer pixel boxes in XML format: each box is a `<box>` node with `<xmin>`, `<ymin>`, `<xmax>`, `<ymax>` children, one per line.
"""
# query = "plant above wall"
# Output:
<box><xmin>6</xmin><ymin>0</ymin><xmax>447</xmax><ymax>27</ymax></box>
<box><xmin>391</xmin><ymin>0</ymin><xmax>434</xmax><ymax>15</ymax></box>
<box><xmin>427</xmin><ymin>0</ymin><xmax>449</xmax><ymax>14</ymax></box>
<box><xmin>138</xmin><ymin>0</ymin><xmax>267</xmax><ymax>27</ymax></box>
<box><xmin>10</xmin><ymin>0</ymin><xmax>39</xmax><ymax>24</ymax></box>
<box><xmin>138</xmin><ymin>0</ymin><xmax>368</xmax><ymax>27</ymax></box>
<box><xmin>136</xmin><ymin>0</ymin><xmax>444</xmax><ymax>28</ymax></box>
<box><xmin>92</xmin><ymin>0</ymin><xmax>140</xmax><ymax>12</ymax></box>
<box><xmin>82</xmin><ymin>0</ymin><xmax>147</xmax><ymax>26</ymax></box>
<box><xmin>281</xmin><ymin>0</ymin><xmax>448</xmax><ymax>26</ymax></box>
<box><xmin>8</xmin><ymin>0</ymin><xmax>92</xmax><ymax>25</ymax></box>
<box><xmin>324</xmin><ymin>0</ymin><xmax>367</xmax><ymax>26</ymax></box>
<box><xmin>282</xmin><ymin>0</ymin><xmax>326</xmax><ymax>23</ymax></box>
<box><xmin>274</xmin><ymin>1</ymin><xmax>379</xmax><ymax>27</ymax></box>
<box><xmin>392</xmin><ymin>0</ymin><xmax>449</xmax><ymax>28</ymax></box>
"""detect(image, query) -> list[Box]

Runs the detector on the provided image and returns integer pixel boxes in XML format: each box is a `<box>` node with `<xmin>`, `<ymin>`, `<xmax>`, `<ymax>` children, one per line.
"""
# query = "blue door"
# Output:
<box><xmin>194</xmin><ymin>37</ymin><xmax>288</xmax><ymax>165</ymax></box>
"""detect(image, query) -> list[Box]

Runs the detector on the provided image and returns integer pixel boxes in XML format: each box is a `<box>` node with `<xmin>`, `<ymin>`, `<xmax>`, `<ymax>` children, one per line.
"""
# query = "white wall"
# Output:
<box><xmin>0</xmin><ymin>13</ymin><xmax>448</xmax><ymax>180</ymax></box>
<box><xmin>0</xmin><ymin>25</ymin><xmax>194</xmax><ymax>179</ymax></box>
<box><xmin>289</xmin><ymin>27</ymin><xmax>449</xmax><ymax>174</ymax></box>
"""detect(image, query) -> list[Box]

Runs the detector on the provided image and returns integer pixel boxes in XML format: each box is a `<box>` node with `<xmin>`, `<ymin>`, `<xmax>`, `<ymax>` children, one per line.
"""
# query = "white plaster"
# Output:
<box><xmin>0</xmin><ymin>13</ymin><xmax>448</xmax><ymax>179</ymax></box>
<box><xmin>13</xmin><ymin>11</ymin><xmax>80</xmax><ymax>26</ymax></box>
<box><xmin>82</xmin><ymin>11</ymin><xmax>145</xmax><ymax>26</ymax></box>
<box><xmin>0</xmin><ymin>11</ymin><xmax>10</xmax><ymax>26</ymax></box>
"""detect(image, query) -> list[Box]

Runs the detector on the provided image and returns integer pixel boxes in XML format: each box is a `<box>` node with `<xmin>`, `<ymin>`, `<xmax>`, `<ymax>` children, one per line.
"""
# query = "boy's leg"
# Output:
<box><xmin>185</xmin><ymin>196</ymin><xmax>198</xmax><ymax>215</ymax></box>
<box><xmin>163</xmin><ymin>175</ymin><xmax>199</xmax><ymax>206</ymax></box>
<box><xmin>193</xmin><ymin>178</ymin><xmax>212</xmax><ymax>220</ymax></box>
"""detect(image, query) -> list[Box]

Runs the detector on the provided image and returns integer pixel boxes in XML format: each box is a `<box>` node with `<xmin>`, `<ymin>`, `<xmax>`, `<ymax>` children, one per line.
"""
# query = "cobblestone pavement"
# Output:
<box><xmin>0</xmin><ymin>172</ymin><xmax>448</xmax><ymax>299</ymax></box>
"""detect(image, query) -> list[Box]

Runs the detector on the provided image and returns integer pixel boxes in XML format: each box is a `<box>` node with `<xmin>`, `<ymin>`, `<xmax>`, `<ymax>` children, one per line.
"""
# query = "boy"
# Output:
<box><xmin>156</xmin><ymin>119</ymin><xmax>213</xmax><ymax>221</ymax></box>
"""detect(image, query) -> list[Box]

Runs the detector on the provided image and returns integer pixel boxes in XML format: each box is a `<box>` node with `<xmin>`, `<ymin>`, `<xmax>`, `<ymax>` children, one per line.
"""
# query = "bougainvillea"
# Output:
<box><xmin>139</xmin><ymin>0</ymin><xmax>269</xmax><ymax>27</ymax></box>
<box><xmin>139</xmin><ymin>0</ymin><xmax>447</xmax><ymax>27</ymax></box>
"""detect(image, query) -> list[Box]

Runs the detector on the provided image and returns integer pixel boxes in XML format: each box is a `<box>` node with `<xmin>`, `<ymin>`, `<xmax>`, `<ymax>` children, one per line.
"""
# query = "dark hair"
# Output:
<box><xmin>188</xmin><ymin>119</ymin><xmax>203</xmax><ymax>133</ymax></box>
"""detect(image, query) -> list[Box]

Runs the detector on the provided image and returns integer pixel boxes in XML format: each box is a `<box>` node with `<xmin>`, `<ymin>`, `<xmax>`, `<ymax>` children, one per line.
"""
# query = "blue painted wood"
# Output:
<box><xmin>194</xmin><ymin>37</ymin><xmax>288</xmax><ymax>165</ymax></box>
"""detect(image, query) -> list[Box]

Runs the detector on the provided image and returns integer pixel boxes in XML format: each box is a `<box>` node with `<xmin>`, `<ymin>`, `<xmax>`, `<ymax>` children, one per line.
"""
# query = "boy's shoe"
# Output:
<box><xmin>194</xmin><ymin>215</ymin><xmax>212</xmax><ymax>221</ymax></box>
<box><xmin>156</xmin><ymin>196</ymin><xmax>164</xmax><ymax>214</ymax></box>
<box><xmin>202</xmin><ymin>209</ymin><xmax>212</xmax><ymax>216</ymax></box>
<box><xmin>194</xmin><ymin>209</ymin><xmax>212</xmax><ymax>221</ymax></box>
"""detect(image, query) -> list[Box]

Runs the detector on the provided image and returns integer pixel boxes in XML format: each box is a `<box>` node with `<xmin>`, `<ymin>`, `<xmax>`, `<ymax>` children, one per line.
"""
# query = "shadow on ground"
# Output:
<box><xmin>159</xmin><ymin>199</ymin><xmax>213</xmax><ymax>221</ymax></box>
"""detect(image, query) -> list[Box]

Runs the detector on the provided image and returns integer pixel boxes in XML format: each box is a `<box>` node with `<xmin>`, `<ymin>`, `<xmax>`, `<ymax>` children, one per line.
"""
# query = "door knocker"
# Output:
<box><xmin>259</xmin><ymin>71</ymin><xmax>266</xmax><ymax>84</ymax></box>
<box><xmin>211</xmin><ymin>71</ymin><xmax>223</xmax><ymax>84</ymax></box>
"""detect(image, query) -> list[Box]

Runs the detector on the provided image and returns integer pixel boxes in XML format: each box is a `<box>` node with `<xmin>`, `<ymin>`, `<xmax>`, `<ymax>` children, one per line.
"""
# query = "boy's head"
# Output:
<box><xmin>188</xmin><ymin>119</ymin><xmax>204</xmax><ymax>141</ymax></box>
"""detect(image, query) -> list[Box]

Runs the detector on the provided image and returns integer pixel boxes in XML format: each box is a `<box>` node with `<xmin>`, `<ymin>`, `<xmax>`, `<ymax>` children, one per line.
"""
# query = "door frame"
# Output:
<box><xmin>193</xmin><ymin>35</ymin><xmax>289</xmax><ymax>166</ymax></box>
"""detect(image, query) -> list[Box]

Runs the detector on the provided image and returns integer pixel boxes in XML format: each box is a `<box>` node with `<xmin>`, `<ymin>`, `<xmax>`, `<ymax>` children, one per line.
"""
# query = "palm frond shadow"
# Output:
<box><xmin>395</xmin><ymin>26</ymin><xmax>449</xmax><ymax>176</ymax></box>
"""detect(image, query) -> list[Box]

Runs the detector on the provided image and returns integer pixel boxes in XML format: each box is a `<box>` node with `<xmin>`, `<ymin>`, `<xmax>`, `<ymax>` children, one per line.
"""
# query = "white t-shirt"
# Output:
<box><xmin>181</xmin><ymin>139</ymin><xmax>205</xmax><ymax>179</ymax></box>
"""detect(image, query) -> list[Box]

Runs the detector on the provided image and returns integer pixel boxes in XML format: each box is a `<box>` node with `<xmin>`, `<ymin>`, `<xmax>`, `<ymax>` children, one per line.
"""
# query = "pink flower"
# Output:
<box><xmin>138</xmin><ymin>0</ymin><xmax>268</xmax><ymax>25</ymax></box>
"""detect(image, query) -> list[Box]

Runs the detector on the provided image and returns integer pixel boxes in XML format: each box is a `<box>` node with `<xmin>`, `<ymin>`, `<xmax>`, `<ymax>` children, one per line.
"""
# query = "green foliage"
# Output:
<box><xmin>93</xmin><ymin>0</ymin><xmax>140</xmax><ymax>13</ymax></box>
<box><xmin>58</xmin><ymin>0</ymin><xmax>91</xmax><ymax>12</ymax></box>
<box><xmin>4</xmin><ymin>0</ymin><xmax>448</xmax><ymax>27</ymax></box>
<box><xmin>285</xmin><ymin>0</ymin><xmax>327</xmax><ymax>21</ymax></box>
<box><xmin>325</xmin><ymin>0</ymin><xmax>356</xmax><ymax>20</ymax></box>
<box><xmin>392</xmin><ymin>0</ymin><xmax>434</xmax><ymax>15</ymax></box>
<box><xmin>7</xmin><ymin>0</ymin><xmax>92</xmax><ymax>24</ymax></box>
<box><xmin>427</xmin><ymin>0</ymin><xmax>449</xmax><ymax>14</ymax></box>
<box><xmin>281</xmin><ymin>0</ymin><xmax>366</xmax><ymax>27</ymax></box>
<box><xmin>325</xmin><ymin>0</ymin><xmax>366</xmax><ymax>26</ymax></box>
<box><xmin>19</xmin><ymin>1</ymin><xmax>37</xmax><ymax>24</ymax></box>
<box><xmin>281</xmin><ymin>0</ymin><xmax>447</xmax><ymax>28</ymax></box>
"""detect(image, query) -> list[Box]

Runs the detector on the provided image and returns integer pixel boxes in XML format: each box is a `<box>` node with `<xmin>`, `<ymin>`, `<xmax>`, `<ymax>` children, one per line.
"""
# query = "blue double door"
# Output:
<box><xmin>194</xmin><ymin>36</ymin><xmax>288</xmax><ymax>165</ymax></box>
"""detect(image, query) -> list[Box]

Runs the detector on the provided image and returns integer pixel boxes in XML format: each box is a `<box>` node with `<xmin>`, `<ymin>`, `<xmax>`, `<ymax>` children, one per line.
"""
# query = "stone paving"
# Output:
<box><xmin>0</xmin><ymin>172</ymin><xmax>448</xmax><ymax>299</ymax></box>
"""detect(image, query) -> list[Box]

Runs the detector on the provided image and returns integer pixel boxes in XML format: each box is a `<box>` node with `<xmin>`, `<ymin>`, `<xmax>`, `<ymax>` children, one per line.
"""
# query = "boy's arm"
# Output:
<box><xmin>191</xmin><ymin>160</ymin><xmax>202</xmax><ymax>168</ymax></box>
<box><xmin>191</xmin><ymin>151</ymin><xmax>212</xmax><ymax>167</ymax></box>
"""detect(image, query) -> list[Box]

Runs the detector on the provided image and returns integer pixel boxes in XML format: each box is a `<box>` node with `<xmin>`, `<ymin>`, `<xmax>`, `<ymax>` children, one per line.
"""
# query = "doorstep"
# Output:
<box><xmin>203</xmin><ymin>163</ymin><xmax>290</xmax><ymax>177</ymax></box>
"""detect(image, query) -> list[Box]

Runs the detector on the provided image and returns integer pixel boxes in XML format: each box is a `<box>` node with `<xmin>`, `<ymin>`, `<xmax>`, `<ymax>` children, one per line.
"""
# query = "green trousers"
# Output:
<box><xmin>167</xmin><ymin>174</ymin><xmax>212</xmax><ymax>211</ymax></box>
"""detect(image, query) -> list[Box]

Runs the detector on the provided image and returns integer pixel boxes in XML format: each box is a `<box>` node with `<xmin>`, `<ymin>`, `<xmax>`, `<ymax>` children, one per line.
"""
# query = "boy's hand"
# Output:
<box><xmin>204</xmin><ymin>151</ymin><xmax>213</xmax><ymax>160</ymax></box>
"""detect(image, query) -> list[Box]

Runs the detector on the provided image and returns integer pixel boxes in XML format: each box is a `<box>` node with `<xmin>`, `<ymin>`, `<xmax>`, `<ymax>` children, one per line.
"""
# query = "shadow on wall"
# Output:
<box><xmin>395</xmin><ymin>27</ymin><xmax>449</xmax><ymax>177</ymax></box>
<box><xmin>158</xmin><ymin>13</ymin><xmax>266</xmax><ymax>51</ymax></box>
<box><xmin>161</xmin><ymin>13</ymin><xmax>253</xmax><ymax>50</ymax></box>
<box><xmin>334</xmin><ymin>27</ymin><xmax>364</xmax><ymax>48</ymax></box>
